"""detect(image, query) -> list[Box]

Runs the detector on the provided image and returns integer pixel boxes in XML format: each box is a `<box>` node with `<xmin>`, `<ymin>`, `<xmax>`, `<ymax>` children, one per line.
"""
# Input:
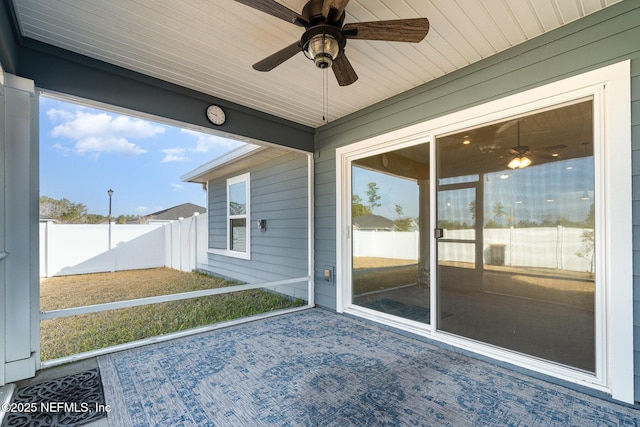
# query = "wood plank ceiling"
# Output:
<box><xmin>11</xmin><ymin>0</ymin><xmax>621</xmax><ymax>128</ymax></box>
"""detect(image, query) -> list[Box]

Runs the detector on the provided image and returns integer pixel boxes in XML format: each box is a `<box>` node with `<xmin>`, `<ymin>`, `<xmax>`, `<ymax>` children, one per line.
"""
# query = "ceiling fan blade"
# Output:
<box><xmin>332</xmin><ymin>54</ymin><xmax>358</xmax><ymax>86</ymax></box>
<box><xmin>253</xmin><ymin>42</ymin><xmax>301</xmax><ymax>72</ymax></box>
<box><xmin>322</xmin><ymin>0</ymin><xmax>349</xmax><ymax>21</ymax></box>
<box><xmin>537</xmin><ymin>144</ymin><xmax>568</xmax><ymax>152</ymax></box>
<box><xmin>234</xmin><ymin>0</ymin><xmax>308</xmax><ymax>27</ymax></box>
<box><xmin>510</xmin><ymin>146</ymin><xmax>531</xmax><ymax>155</ymax></box>
<box><xmin>343</xmin><ymin>18</ymin><xmax>430</xmax><ymax>42</ymax></box>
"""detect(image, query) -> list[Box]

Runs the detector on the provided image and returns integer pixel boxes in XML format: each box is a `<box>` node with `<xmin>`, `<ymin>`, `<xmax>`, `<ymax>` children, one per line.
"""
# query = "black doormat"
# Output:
<box><xmin>1</xmin><ymin>368</ymin><xmax>108</xmax><ymax>427</ymax></box>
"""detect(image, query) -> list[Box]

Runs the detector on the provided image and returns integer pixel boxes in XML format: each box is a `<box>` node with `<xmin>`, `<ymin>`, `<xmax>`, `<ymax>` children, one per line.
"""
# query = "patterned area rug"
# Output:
<box><xmin>2</xmin><ymin>369</ymin><xmax>107</xmax><ymax>427</ymax></box>
<box><xmin>98</xmin><ymin>309</ymin><xmax>639</xmax><ymax>426</ymax></box>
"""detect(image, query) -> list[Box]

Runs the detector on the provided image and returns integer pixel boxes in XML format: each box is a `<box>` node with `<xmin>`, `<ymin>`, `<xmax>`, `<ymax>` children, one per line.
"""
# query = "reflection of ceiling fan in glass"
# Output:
<box><xmin>234</xmin><ymin>0</ymin><xmax>430</xmax><ymax>86</ymax></box>
<box><xmin>503</xmin><ymin>120</ymin><xmax>566</xmax><ymax>169</ymax></box>
<box><xmin>507</xmin><ymin>122</ymin><xmax>531</xmax><ymax>169</ymax></box>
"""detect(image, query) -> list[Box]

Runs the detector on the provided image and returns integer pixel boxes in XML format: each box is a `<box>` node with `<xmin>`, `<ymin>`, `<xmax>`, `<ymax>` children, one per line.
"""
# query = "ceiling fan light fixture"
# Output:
<box><xmin>508</xmin><ymin>155</ymin><xmax>532</xmax><ymax>169</ymax></box>
<box><xmin>304</xmin><ymin>33</ymin><xmax>339</xmax><ymax>68</ymax></box>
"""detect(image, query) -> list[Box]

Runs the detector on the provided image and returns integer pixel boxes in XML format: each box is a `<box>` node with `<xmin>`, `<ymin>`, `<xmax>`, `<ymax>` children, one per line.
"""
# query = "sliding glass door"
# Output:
<box><xmin>351</xmin><ymin>143</ymin><xmax>430</xmax><ymax>324</ymax></box>
<box><xmin>347</xmin><ymin>100</ymin><xmax>596</xmax><ymax>372</ymax></box>
<box><xmin>435</xmin><ymin>99</ymin><xmax>596</xmax><ymax>372</ymax></box>
<box><xmin>339</xmin><ymin>62</ymin><xmax>634</xmax><ymax>399</ymax></box>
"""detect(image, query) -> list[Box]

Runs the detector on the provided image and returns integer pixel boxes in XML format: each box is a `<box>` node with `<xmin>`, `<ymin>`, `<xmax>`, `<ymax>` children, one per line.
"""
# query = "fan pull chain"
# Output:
<box><xmin>322</xmin><ymin>67</ymin><xmax>329</xmax><ymax>124</ymax></box>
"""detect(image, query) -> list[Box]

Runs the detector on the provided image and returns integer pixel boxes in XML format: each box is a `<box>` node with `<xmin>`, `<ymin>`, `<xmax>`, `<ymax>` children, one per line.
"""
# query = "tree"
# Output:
<box><xmin>39</xmin><ymin>195</ymin><xmax>140</xmax><ymax>224</ymax></box>
<box><xmin>516</xmin><ymin>219</ymin><xmax>539</xmax><ymax>228</ymax></box>
<box><xmin>576</xmin><ymin>230</ymin><xmax>595</xmax><ymax>275</ymax></box>
<box><xmin>116</xmin><ymin>215</ymin><xmax>139</xmax><ymax>224</ymax></box>
<box><xmin>583</xmin><ymin>201</ymin><xmax>595</xmax><ymax>228</ymax></box>
<box><xmin>576</xmin><ymin>202</ymin><xmax>595</xmax><ymax>275</ymax></box>
<box><xmin>352</xmin><ymin>194</ymin><xmax>370</xmax><ymax>217</ymax></box>
<box><xmin>493</xmin><ymin>202</ymin><xmax>506</xmax><ymax>222</ymax></box>
<box><xmin>84</xmin><ymin>213</ymin><xmax>108</xmax><ymax>224</ymax></box>
<box><xmin>393</xmin><ymin>218</ymin><xmax>414</xmax><ymax>231</ymax></box>
<box><xmin>365</xmin><ymin>182</ymin><xmax>382</xmax><ymax>212</ymax></box>
<box><xmin>39</xmin><ymin>196</ymin><xmax>88</xmax><ymax>224</ymax></box>
<box><xmin>229</xmin><ymin>201</ymin><xmax>245</xmax><ymax>216</ymax></box>
<box><xmin>393</xmin><ymin>204</ymin><xmax>413</xmax><ymax>231</ymax></box>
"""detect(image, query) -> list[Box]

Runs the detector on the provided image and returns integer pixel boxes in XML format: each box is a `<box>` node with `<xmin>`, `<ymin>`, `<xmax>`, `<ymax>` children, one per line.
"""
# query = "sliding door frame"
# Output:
<box><xmin>335</xmin><ymin>61</ymin><xmax>632</xmax><ymax>403</ymax></box>
<box><xmin>337</xmin><ymin>133</ymin><xmax>433</xmax><ymax>336</ymax></box>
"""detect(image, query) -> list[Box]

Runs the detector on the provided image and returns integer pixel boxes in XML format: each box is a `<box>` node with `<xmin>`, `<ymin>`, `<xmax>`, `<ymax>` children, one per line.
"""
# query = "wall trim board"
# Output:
<box><xmin>16</xmin><ymin>39</ymin><xmax>314</xmax><ymax>152</ymax></box>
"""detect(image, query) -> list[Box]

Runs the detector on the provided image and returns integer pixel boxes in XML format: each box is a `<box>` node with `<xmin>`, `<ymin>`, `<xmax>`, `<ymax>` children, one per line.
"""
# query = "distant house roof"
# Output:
<box><xmin>145</xmin><ymin>203</ymin><xmax>205</xmax><ymax>222</ymax></box>
<box><xmin>353</xmin><ymin>214</ymin><xmax>394</xmax><ymax>231</ymax></box>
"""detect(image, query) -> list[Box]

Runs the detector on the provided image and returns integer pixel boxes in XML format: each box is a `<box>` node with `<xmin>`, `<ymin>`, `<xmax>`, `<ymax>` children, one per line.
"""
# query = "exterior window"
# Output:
<box><xmin>227</xmin><ymin>173</ymin><xmax>250</xmax><ymax>258</ymax></box>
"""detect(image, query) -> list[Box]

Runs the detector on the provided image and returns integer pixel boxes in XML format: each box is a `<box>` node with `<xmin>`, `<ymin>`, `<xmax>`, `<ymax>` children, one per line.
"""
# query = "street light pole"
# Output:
<box><xmin>107</xmin><ymin>189</ymin><xmax>114</xmax><ymax>251</ymax></box>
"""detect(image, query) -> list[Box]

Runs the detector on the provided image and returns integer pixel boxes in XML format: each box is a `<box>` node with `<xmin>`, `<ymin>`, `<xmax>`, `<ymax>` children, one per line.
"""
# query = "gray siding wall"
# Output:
<box><xmin>313</xmin><ymin>1</ymin><xmax>640</xmax><ymax>400</ymax></box>
<box><xmin>202</xmin><ymin>151</ymin><xmax>309</xmax><ymax>301</ymax></box>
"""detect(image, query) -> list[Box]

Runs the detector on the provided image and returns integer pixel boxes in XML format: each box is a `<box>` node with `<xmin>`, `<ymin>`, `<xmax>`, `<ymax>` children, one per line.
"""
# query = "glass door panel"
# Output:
<box><xmin>351</xmin><ymin>143</ymin><xmax>430</xmax><ymax>324</ymax></box>
<box><xmin>436</xmin><ymin>100</ymin><xmax>596</xmax><ymax>372</ymax></box>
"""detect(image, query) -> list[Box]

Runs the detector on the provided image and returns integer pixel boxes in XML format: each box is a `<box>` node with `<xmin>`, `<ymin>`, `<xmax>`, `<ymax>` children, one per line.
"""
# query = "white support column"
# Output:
<box><xmin>1</xmin><ymin>73</ymin><xmax>38</xmax><ymax>384</ymax></box>
<box><xmin>0</xmin><ymin>62</ymin><xmax>6</xmax><ymax>388</ymax></box>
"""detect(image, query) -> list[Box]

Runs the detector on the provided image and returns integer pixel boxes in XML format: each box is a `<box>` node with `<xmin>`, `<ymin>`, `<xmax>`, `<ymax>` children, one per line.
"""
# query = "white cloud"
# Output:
<box><xmin>161</xmin><ymin>148</ymin><xmax>188</xmax><ymax>163</ymax></box>
<box><xmin>75</xmin><ymin>136</ymin><xmax>147</xmax><ymax>157</ymax></box>
<box><xmin>47</xmin><ymin>108</ymin><xmax>75</xmax><ymax>122</ymax></box>
<box><xmin>47</xmin><ymin>108</ymin><xmax>164</xmax><ymax>157</ymax></box>
<box><xmin>181</xmin><ymin>129</ymin><xmax>242</xmax><ymax>153</ymax></box>
<box><xmin>161</xmin><ymin>129</ymin><xmax>245</xmax><ymax>161</ymax></box>
<box><xmin>135</xmin><ymin>206</ymin><xmax>149</xmax><ymax>213</ymax></box>
<box><xmin>171</xmin><ymin>183</ymin><xmax>184</xmax><ymax>192</ymax></box>
<box><xmin>52</xmin><ymin>143</ymin><xmax>71</xmax><ymax>155</ymax></box>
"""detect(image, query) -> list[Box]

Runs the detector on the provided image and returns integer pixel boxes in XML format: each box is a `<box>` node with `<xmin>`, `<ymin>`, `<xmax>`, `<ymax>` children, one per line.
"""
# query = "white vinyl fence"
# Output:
<box><xmin>40</xmin><ymin>214</ymin><xmax>207</xmax><ymax>277</ymax></box>
<box><xmin>353</xmin><ymin>226</ymin><xmax>594</xmax><ymax>273</ymax></box>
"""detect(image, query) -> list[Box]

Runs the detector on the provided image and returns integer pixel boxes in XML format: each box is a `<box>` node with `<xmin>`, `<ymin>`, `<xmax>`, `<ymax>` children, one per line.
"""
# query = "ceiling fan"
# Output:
<box><xmin>234</xmin><ymin>0</ymin><xmax>430</xmax><ymax>86</ymax></box>
<box><xmin>504</xmin><ymin>120</ymin><xmax>567</xmax><ymax>169</ymax></box>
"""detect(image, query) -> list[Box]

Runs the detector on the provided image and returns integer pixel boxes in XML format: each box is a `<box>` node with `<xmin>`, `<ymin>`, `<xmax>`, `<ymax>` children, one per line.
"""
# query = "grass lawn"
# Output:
<box><xmin>40</xmin><ymin>268</ymin><xmax>304</xmax><ymax>361</ymax></box>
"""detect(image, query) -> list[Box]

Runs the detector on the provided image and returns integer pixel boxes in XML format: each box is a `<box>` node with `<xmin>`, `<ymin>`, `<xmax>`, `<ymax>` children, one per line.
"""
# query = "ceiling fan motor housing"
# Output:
<box><xmin>300</xmin><ymin>0</ymin><xmax>346</xmax><ymax>69</ymax></box>
<box><xmin>301</xmin><ymin>25</ymin><xmax>346</xmax><ymax>68</ymax></box>
<box><xmin>302</xmin><ymin>0</ymin><xmax>345</xmax><ymax>25</ymax></box>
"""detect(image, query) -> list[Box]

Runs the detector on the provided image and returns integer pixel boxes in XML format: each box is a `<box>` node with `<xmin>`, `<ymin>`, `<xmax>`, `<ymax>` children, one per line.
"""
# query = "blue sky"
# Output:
<box><xmin>353</xmin><ymin>156</ymin><xmax>594</xmax><ymax>225</ymax></box>
<box><xmin>352</xmin><ymin>167</ymin><xmax>420</xmax><ymax>219</ymax></box>
<box><xmin>39</xmin><ymin>95</ymin><xmax>245</xmax><ymax>217</ymax></box>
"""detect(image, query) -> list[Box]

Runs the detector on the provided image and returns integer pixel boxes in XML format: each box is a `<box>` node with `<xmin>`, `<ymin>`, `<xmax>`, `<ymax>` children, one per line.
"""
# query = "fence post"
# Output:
<box><xmin>163</xmin><ymin>223</ymin><xmax>171</xmax><ymax>269</ymax></box>
<box><xmin>556</xmin><ymin>225</ymin><xmax>562</xmax><ymax>270</ymax></box>
<box><xmin>110</xmin><ymin>222</ymin><xmax>116</xmax><ymax>273</ymax></box>
<box><xmin>44</xmin><ymin>221</ymin><xmax>50</xmax><ymax>277</ymax></box>
<box><xmin>192</xmin><ymin>213</ymin><xmax>199</xmax><ymax>271</ymax></box>
<box><xmin>509</xmin><ymin>226</ymin><xmax>513</xmax><ymax>267</ymax></box>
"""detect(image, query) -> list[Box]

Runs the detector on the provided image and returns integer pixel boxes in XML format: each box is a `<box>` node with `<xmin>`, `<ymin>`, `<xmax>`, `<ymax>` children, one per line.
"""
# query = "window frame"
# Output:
<box><xmin>219</xmin><ymin>172</ymin><xmax>251</xmax><ymax>260</ymax></box>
